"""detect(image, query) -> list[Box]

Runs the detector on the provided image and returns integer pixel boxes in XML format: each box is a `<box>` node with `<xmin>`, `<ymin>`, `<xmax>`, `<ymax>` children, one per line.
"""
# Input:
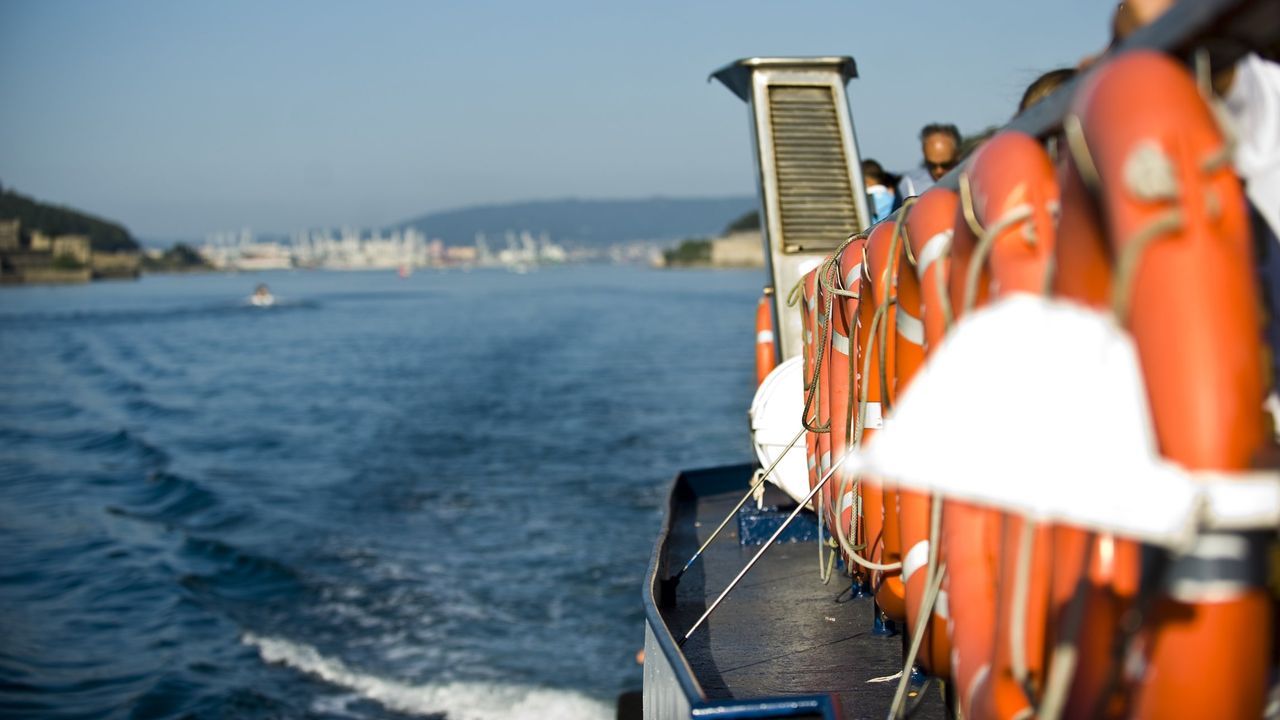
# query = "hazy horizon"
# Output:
<box><xmin>1</xmin><ymin>1</ymin><xmax>1114</xmax><ymax>239</ymax></box>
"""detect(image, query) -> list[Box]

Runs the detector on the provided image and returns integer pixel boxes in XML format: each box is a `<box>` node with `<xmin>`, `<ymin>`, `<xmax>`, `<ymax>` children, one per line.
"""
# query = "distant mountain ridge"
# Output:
<box><xmin>394</xmin><ymin>196</ymin><xmax>757</xmax><ymax>247</ymax></box>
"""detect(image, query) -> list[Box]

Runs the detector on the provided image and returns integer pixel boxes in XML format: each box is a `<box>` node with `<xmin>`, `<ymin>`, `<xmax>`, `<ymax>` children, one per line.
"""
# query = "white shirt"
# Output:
<box><xmin>1225</xmin><ymin>53</ymin><xmax>1280</xmax><ymax>237</ymax></box>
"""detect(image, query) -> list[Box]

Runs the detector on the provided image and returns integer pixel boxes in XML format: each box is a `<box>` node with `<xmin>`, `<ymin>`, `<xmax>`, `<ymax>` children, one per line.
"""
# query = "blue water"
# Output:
<box><xmin>0</xmin><ymin>266</ymin><xmax>759</xmax><ymax>719</ymax></box>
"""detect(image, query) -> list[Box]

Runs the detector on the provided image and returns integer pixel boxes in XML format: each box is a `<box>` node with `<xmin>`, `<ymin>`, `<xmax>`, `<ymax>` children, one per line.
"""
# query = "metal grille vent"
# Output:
<box><xmin>767</xmin><ymin>85</ymin><xmax>860</xmax><ymax>252</ymax></box>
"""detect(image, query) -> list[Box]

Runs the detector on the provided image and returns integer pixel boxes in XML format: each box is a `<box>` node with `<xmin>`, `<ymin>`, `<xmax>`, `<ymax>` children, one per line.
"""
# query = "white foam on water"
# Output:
<box><xmin>242</xmin><ymin>633</ymin><xmax>613</xmax><ymax>720</ymax></box>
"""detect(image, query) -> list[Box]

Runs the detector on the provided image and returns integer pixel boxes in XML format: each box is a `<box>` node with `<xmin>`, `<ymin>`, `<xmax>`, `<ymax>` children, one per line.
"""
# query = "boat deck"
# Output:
<box><xmin>654</xmin><ymin>464</ymin><xmax>946</xmax><ymax>720</ymax></box>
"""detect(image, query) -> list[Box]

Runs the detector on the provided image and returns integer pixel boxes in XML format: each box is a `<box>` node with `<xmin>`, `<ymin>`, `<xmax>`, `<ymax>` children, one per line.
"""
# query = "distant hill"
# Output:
<box><xmin>0</xmin><ymin>185</ymin><xmax>139</xmax><ymax>253</ymax></box>
<box><xmin>395</xmin><ymin>196</ymin><xmax>757</xmax><ymax>247</ymax></box>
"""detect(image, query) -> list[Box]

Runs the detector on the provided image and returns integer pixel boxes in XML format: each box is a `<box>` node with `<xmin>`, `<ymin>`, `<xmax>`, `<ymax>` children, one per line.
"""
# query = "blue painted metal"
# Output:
<box><xmin>691</xmin><ymin>695</ymin><xmax>839</xmax><ymax>718</ymax></box>
<box><xmin>850</xmin><ymin>576</ymin><xmax>873</xmax><ymax>599</ymax></box>
<box><xmin>872</xmin><ymin>602</ymin><xmax>899</xmax><ymax>637</ymax></box>
<box><xmin>736</xmin><ymin>504</ymin><xmax>820</xmax><ymax>546</ymax></box>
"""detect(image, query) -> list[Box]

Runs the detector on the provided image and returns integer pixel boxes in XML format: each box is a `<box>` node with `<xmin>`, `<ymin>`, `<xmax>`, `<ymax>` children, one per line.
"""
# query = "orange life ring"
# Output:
<box><xmin>815</xmin><ymin>263</ymin><xmax>834</xmax><ymax>510</ymax></box>
<box><xmin>858</xmin><ymin>219</ymin><xmax>907</xmax><ymax>623</ymax></box>
<box><xmin>956</xmin><ymin>130</ymin><xmax>1061</xmax><ymax>720</ymax></box>
<box><xmin>755</xmin><ymin>289</ymin><xmax>776</xmax><ymax>387</ymax></box>
<box><xmin>1059</xmin><ymin>50</ymin><xmax>1270</xmax><ymax>720</ymax></box>
<box><xmin>801</xmin><ymin>269</ymin><xmax>820</xmax><ymax>492</ymax></box>
<box><xmin>939</xmin><ymin>178</ymin><xmax>1004</xmax><ymax>720</ymax></box>
<box><xmin>1048</xmin><ymin>79</ymin><xmax>1143</xmax><ymax>720</ymax></box>
<box><xmin>825</xmin><ymin>236</ymin><xmax>866</xmax><ymax>560</ymax></box>
<box><xmin>897</xmin><ymin>188</ymin><xmax>961</xmax><ymax>677</ymax></box>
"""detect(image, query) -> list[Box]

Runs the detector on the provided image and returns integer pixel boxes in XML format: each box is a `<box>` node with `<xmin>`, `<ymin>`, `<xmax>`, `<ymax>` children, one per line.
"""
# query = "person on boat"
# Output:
<box><xmin>861</xmin><ymin>159</ymin><xmax>897</xmax><ymax>224</ymax></box>
<box><xmin>251</xmin><ymin>283</ymin><xmax>274</xmax><ymax>307</ymax></box>
<box><xmin>1017</xmin><ymin>68</ymin><xmax>1077</xmax><ymax>160</ymax></box>
<box><xmin>896</xmin><ymin>123</ymin><xmax>961</xmax><ymax>200</ymax></box>
<box><xmin>1017</xmin><ymin>67</ymin><xmax>1076</xmax><ymax>114</ymax></box>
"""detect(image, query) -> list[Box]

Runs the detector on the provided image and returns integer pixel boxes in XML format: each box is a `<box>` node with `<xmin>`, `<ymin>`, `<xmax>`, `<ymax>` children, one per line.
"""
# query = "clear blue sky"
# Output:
<box><xmin>0</xmin><ymin>1</ymin><xmax>1114</xmax><ymax>240</ymax></box>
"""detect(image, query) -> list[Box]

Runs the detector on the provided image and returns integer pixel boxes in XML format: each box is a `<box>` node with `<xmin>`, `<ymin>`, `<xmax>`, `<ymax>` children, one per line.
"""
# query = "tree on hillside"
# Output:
<box><xmin>723</xmin><ymin>210</ymin><xmax>760</xmax><ymax>235</ymax></box>
<box><xmin>0</xmin><ymin>186</ymin><xmax>138</xmax><ymax>253</ymax></box>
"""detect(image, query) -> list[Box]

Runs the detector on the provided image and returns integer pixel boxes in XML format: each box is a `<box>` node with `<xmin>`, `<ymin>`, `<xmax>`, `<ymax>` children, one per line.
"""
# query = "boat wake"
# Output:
<box><xmin>241</xmin><ymin>633</ymin><xmax>613</xmax><ymax>720</ymax></box>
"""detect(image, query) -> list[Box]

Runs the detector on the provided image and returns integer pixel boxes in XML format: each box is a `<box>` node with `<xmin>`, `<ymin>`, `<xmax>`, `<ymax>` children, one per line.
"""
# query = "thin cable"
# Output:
<box><xmin>1010</xmin><ymin>520</ymin><xmax>1037</xmax><ymax>708</ymax></box>
<box><xmin>898</xmin><ymin>199</ymin><xmax>920</xmax><ymax>269</ymax></box>
<box><xmin>878</xmin><ymin>216</ymin><xmax>909</xmax><ymax>413</ymax></box>
<box><xmin>671</xmin><ymin>426</ymin><xmax>806</xmax><ymax>581</ymax></box>
<box><xmin>1063</xmin><ymin>115</ymin><xmax>1102</xmax><ymax>192</ymax></box>
<box><xmin>1038</xmin><ymin>537</ymin><xmax>1096</xmax><ymax>720</ymax></box>
<box><xmin>800</xmin><ymin>254</ymin><xmax>837</xmax><ymax>434</ymax></box>
<box><xmin>1110</xmin><ymin>208</ymin><xmax>1184</xmax><ymax>322</ymax></box>
<box><xmin>681</xmin><ymin>445</ymin><xmax>863</xmax><ymax>644</ymax></box>
<box><xmin>829</xmin><ymin>470</ymin><xmax>900</xmax><ymax>573</ymax></box>
<box><xmin>961</xmin><ymin>204</ymin><xmax>1034</xmax><ymax>315</ymax></box>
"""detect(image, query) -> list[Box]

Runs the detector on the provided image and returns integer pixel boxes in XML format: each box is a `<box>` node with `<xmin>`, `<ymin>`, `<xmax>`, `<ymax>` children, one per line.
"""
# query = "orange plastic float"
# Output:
<box><xmin>896</xmin><ymin>188</ymin><xmax>960</xmax><ymax>677</ymax></box>
<box><xmin>955</xmin><ymin>130</ymin><xmax>1062</xmax><ymax>720</ymax></box>
<box><xmin>800</xmin><ymin>269</ymin><xmax>820</xmax><ymax>493</ymax></box>
<box><xmin>815</xmin><ymin>261</ymin><xmax>834</xmax><ymax>510</ymax></box>
<box><xmin>754</xmin><ymin>289</ymin><xmax>776</xmax><ymax>387</ymax></box>
<box><xmin>824</xmin><ymin>235</ymin><xmax>866</xmax><ymax>550</ymax></box>
<box><xmin>1057</xmin><ymin>50</ymin><xmax>1270</xmax><ymax>720</ymax></box>
<box><xmin>856</xmin><ymin>219</ymin><xmax>907</xmax><ymax>623</ymax></box>
<box><xmin>938</xmin><ymin>175</ymin><xmax>1004</xmax><ymax>719</ymax></box>
<box><xmin>1047</xmin><ymin>68</ymin><xmax>1144</xmax><ymax>720</ymax></box>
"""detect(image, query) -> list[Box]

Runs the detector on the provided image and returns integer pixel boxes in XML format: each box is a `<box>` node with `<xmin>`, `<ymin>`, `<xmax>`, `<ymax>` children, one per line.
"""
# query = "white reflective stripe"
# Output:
<box><xmin>804</xmin><ymin>330</ymin><xmax>812</xmax><ymax>345</ymax></box>
<box><xmin>902</xmin><ymin>540</ymin><xmax>930</xmax><ymax>584</ymax></box>
<box><xmin>863</xmin><ymin>401</ymin><xmax>884</xmax><ymax>429</ymax></box>
<box><xmin>807</xmin><ymin>293</ymin><xmax>817</xmax><ymax>311</ymax></box>
<box><xmin>820</xmin><ymin>451</ymin><xmax>831</xmax><ymax>472</ymax></box>
<box><xmin>1097</xmin><ymin>534</ymin><xmax>1115</xmax><ymax>573</ymax></box>
<box><xmin>756</xmin><ymin>329</ymin><xmax>774</xmax><ymax>344</ymax></box>
<box><xmin>1168</xmin><ymin>579</ymin><xmax>1249</xmax><ymax>603</ymax></box>
<box><xmin>967</xmin><ymin>664</ymin><xmax>990</xmax><ymax>708</ymax></box>
<box><xmin>916</xmin><ymin>229</ymin><xmax>953</xmax><ymax>279</ymax></box>
<box><xmin>934</xmin><ymin>589</ymin><xmax>950</xmax><ymax>621</ymax></box>
<box><xmin>1187</xmin><ymin>533</ymin><xmax>1248</xmax><ymax>560</ymax></box>
<box><xmin>1196</xmin><ymin>472</ymin><xmax>1280</xmax><ymax>530</ymax></box>
<box><xmin>807</xmin><ymin>454</ymin><xmax>816</xmax><ymax>469</ymax></box>
<box><xmin>832</xmin><ymin>331</ymin><xmax>850</xmax><ymax>355</ymax></box>
<box><xmin>845</xmin><ymin>263</ymin><xmax>863</xmax><ymax>288</ymax></box>
<box><xmin>840</xmin><ymin>491</ymin><xmax>855</xmax><ymax>514</ymax></box>
<box><xmin>896</xmin><ymin>305</ymin><xmax>924</xmax><ymax>345</ymax></box>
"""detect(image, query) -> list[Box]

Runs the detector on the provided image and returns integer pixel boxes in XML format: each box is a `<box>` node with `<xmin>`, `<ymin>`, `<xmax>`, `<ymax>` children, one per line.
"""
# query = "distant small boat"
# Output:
<box><xmin>398</xmin><ymin>264</ymin><xmax>413</xmax><ymax>279</ymax></box>
<box><xmin>250</xmin><ymin>283</ymin><xmax>275</xmax><ymax>307</ymax></box>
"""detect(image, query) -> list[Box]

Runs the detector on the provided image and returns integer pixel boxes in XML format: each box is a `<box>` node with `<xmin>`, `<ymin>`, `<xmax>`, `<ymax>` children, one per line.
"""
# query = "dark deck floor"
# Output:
<box><xmin>660</xmin><ymin>469</ymin><xmax>947</xmax><ymax>720</ymax></box>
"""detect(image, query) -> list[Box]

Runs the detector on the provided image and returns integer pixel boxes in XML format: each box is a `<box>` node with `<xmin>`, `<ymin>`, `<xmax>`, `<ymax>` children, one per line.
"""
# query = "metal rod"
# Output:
<box><xmin>671</xmin><ymin>426</ymin><xmax>807</xmax><ymax>582</ymax></box>
<box><xmin>680</xmin><ymin>447</ymin><xmax>862</xmax><ymax>645</ymax></box>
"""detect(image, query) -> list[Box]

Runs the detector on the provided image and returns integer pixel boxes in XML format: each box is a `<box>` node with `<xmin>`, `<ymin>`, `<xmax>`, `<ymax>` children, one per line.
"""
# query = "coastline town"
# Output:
<box><xmin>0</xmin><ymin>211</ymin><xmax>766</xmax><ymax>284</ymax></box>
<box><xmin>0</xmin><ymin>218</ymin><xmax>141</xmax><ymax>284</ymax></box>
<box><xmin>198</xmin><ymin>225</ymin><xmax>765</xmax><ymax>272</ymax></box>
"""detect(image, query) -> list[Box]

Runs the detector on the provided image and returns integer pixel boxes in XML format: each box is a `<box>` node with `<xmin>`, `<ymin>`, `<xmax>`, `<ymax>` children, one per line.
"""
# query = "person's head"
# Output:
<box><xmin>919</xmin><ymin>123</ymin><xmax>961</xmax><ymax>180</ymax></box>
<box><xmin>862</xmin><ymin>159</ymin><xmax>887</xmax><ymax>188</ymax></box>
<box><xmin>1018</xmin><ymin>68</ymin><xmax>1077</xmax><ymax>114</ymax></box>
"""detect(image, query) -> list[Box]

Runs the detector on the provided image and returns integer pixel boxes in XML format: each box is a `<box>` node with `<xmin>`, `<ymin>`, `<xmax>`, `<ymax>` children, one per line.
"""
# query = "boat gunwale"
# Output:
<box><xmin>643</xmin><ymin>467</ymin><xmax>713</xmax><ymax>706</ymax></box>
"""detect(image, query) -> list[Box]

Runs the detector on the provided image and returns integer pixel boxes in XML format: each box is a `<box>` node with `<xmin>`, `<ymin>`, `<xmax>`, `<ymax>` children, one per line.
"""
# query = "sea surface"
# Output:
<box><xmin>0</xmin><ymin>266</ymin><xmax>760</xmax><ymax>719</ymax></box>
